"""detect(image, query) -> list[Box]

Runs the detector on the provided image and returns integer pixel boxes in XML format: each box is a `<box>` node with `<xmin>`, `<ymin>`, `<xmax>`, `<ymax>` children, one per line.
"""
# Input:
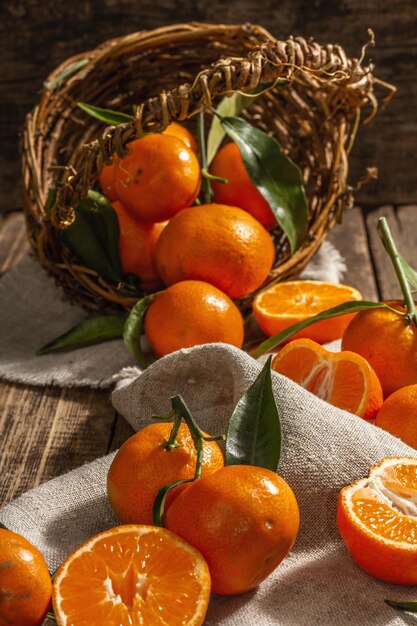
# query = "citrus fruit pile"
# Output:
<box><xmin>98</xmin><ymin>121</ymin><xmax>276</xmax><ymax>358</ymax></box>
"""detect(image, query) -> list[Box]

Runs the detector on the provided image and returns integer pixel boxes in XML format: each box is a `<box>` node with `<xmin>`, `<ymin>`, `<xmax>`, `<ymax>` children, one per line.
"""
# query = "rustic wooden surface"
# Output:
<box><xmin>1</xmin><ymin>0</ymin><xmax>416</xmax><ymax>213</ymax></box>
<box><xmin>1</xmin><ymin>204</ymin><xmax>414</xmax><ymax>507</ymax></box>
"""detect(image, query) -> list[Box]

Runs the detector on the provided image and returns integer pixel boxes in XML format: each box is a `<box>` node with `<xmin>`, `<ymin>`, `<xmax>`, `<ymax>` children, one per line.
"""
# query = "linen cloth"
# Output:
<box><xmin>1</xmin><ymin>344</ymin><xmax>416</xmax><ymax>626</ymax></box>
<box><xmin>0</xmin><ymin>241</ymin><xmax>345</xmax><ymax>388</ymax></box>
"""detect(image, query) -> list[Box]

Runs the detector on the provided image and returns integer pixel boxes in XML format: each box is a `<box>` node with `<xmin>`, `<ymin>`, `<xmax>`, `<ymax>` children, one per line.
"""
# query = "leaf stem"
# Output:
<box><xmin>377</xmin><ymin>217</ymin><xmax>417</xmax><ymax>325</ymax></box>
<box><xmin>201</xmin><ymin>169</ymin><xmax>228</xmax><ymax>184</ymax></box>
<box><xmin>197</xmin><ymin>112</ymin><xmax>213</xmax><ymax>203</ymax></box>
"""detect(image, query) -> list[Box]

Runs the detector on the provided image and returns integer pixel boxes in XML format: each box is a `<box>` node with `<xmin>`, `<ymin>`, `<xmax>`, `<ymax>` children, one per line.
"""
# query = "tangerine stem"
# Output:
<box><xmin>201</xmin><ymin>168</ymin><xmax>228</xmax><ymax>185</ymax></box>
<box><xmin>164</xmin><ymin>413</ymin><xmax>182</xmax><ymax>450</ymax></box>
<box><xmin>377</xmin><ymin>217</ymin><xmax>417</xmax><ymax>326</ymax></box>
<box><xmin>197</xmin><ymin>112</ymin><xmax>213</xmax><ymax>203</ymax></box>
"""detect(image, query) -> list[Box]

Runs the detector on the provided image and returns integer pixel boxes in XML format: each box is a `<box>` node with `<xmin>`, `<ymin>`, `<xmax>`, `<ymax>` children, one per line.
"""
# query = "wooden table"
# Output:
<box><xmin>0</xmin><ymin>204</ymin><xmax>416</xmax><ymax>507</ymax></box>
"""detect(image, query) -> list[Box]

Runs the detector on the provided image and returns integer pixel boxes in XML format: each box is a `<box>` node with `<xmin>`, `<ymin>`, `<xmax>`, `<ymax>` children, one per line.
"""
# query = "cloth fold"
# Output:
<box><xmin>1</xmin><ymin>344</ymin><xmax>416</xmax><ymax>625</ymax></box>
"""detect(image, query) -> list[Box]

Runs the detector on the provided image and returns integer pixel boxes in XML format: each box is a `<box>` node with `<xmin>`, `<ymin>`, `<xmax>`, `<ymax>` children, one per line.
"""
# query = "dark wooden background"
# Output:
<box><xmin>1</xmin><ymin>0</ymin><xmax>416</xmax><ymax>214</ymax></box>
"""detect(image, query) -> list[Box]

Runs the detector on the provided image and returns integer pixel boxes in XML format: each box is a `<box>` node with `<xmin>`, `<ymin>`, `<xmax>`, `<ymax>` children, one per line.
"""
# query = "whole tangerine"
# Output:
<box><xmin>112</xmin><ymin>134</ymin><xmax>201</xmax><ymax>222</ymax></box>
<box><xmin>210</xmin><ymin>142</ymin><xmax>277</xmax><ymax>229</ymax></box>
<box><xmin>112</xmin><ymin>200</ymin><xmax>166</xmax><ymax>289</ymax></box>
<box><xmin>107</xmin><ymin>422</ymin><xmax>224</xmax><ymax>525</ymax></box>
<box><xmin>155</xmin><ymin>203</ymin><xmax>275</xmax><ymax>299</ymax></box>
<box><xmin>165</xmin><ymin>465</ymin><xmax>300</xmax><ymax>595</ymax></box>
<box><xmin>342</xmin><ymin>301</ymin><xmax>417</xmax><ymax>397</ymax></box>
<box><xmin>0</xmin><ymin>528</ymin><xmax>52</xmax><ymax>626</ymax></box>
<box><xmin>144</xmin><ymin>280</ymin><xmax>244</xmax><ymax>358</ymax></box>
<box><xmin>375</xmin><ymin>384</ymin><xmax>417</xmax><ymax>449</ymax></box>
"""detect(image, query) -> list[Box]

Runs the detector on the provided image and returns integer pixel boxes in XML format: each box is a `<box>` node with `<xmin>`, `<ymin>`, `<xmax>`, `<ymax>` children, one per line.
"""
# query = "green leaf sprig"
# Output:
<box><xmin>77</xmin><ymin>102</ymin><xmax>134</xmax><ymax>125</ymax></box>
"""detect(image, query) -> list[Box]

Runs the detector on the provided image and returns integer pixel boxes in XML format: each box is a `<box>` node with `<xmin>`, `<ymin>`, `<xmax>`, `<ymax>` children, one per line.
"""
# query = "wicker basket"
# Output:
<box><xmin>22</xmin><ymin>22</ymin><xmax>393</xmax><ymax>314</ymax></box>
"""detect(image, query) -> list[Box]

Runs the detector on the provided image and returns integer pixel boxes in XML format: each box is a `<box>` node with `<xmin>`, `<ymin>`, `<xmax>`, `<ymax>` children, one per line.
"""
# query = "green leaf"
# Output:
<box><xmin>399</xmin><ymin>254</ymin><xmax>417</xmax><ymax>290</ymax></box>
<box><xmin>44</xmin><ymin>187</ymin><xmax>57</xmax><ymax>215</ymax></box>
<box><xmin>152</xmin><ymin>478</ymin><xmax>195</xmax><ymax>527</ymax></box>
<box><xmin>207</xmin><ymin>93</ymin><xmax>253</xmax><ymax>165</ymax></box>
<box><xmin>220</xmin><ymin>116</ymin><xmax>308</xmax><ymax>252</ymax></box>
<box><xmin>123</xmin><ymin>294</ymin><xmax>156</xmax><ymax>368</ymax></box>
<box><xmin>77</xmin><ymin>102</ymin><xmax>134</xmax><ymax>126</ymax></box>
<box><xmin>226</xmin><ymin>356</ymin><xmax>281</xmax><ymax>471</ymax></box>
<box><xmin>45</xmin><ymin>57</ymin><xmax>90</xmax><ymax>90</ymax></box>
<box><xmin>385</xmin><ymin>599</ymin><xmax>417</xmax><ymax>612</ymax></box>
<box><xmin>252</xmin><ymin>301</ymin><xmax>403</xmax><ymax>358</ymax></box>
<box><xmin>61</xmin><ymin>189</ymin><xmax>122</xmax><ymax>283</ymax></box>
<box><xmin>37</xmin><ymin>314</ymin><xmax>127</xmax><ymax>356</ymax></box>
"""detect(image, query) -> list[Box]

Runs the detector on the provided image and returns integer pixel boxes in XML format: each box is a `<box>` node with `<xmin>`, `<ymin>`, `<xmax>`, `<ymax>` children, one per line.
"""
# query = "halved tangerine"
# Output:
<box><xmin>52</xmin><ymin>525</ymin><xmax>211</xmax><ymax>626</ymax></box>
<box><xmin>253</xmin><ymin>281</ymin><xmax>362</xmax><ymax>343</ymax></box>
<box><xmin>338</xmin><ymin>457</ymin><xmax>417</xmax><ymax>584</ymax></box>
<box><xmin>272</xmin><ymin>338</ymin><xmax>383</xmax><ymax>419</ymax></box>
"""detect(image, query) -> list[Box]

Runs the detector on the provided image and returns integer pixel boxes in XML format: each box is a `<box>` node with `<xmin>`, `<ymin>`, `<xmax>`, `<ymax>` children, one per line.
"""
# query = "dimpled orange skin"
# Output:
<box><xmin>112</xmin><ymin>201</ymin><xmax>166</xmax><ymax>289</ymax></box>
<box><xmin>375</xmin><ymin>384</ymin><xmax>417</xmax><ymax>449</ymax></box>
<box><xmin>144</xmin><ymin>280</ymin><xmax>244</xmax><ymax>358</ymax></box>
<box><xmin>162</xmin><ymin>121</ymin><xmax>197</xmax><ymax>151</ymax></box>
<box><xmin>165</xmin><ymin>465</ymin><xmax>300</xmax><ymax>595</ymax></box>
<box><xmin>98</xmin><ymin>161</ymin><xmax>118</xmax><ymax>201</ymax></box>
<box><xmin>210</xmin><ymin>142</ymin><xmax>277</xmax><ymax>229</ymax></box>
<box><xmin>155</xmin><ymin>204</ymin><xmax>276</xmax><ymax>299</ymax></box>
<box><xmin>0</xmin><ymin>528</ymin><xmax>52</xmax><ymax>626</ymax></box>
<box><xmin>342</xmin><ymin>301</ymin><xmax>417</xmax><ymax>397</ymax></box>
<box><xmin>107</xmin><ymin>423</ymin><xmax>224</xmax><ymax>526</ymax></box>
<box><xmin>112</xmin><ymin>134</ymin><xmax>201</xmax><ymax>222</ymax></box>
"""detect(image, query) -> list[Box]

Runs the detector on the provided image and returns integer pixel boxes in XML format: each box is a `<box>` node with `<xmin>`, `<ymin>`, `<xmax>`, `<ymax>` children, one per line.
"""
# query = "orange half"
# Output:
<box><xmin>253</xmin><ymin>280</ymin><xmax>362</xmax><ymax>343</ymax></box>
<box><xmin>272</xmin><ymin>338</ymin><xmax>383</xmax><ymax>419</ymax></box>
<box><xmin>52</xmin><ymin>525</ymin><xmax>211</xmax><ymax>626</ymax></box>
<box><xmin>338</xmin><ymin>457</ymin><xmax>417</xmax><ymax>584</ymax></box>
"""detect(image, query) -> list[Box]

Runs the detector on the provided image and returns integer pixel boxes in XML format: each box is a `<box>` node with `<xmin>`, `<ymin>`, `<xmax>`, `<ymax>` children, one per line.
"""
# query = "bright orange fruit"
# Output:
<box><xmin>162</xmin><ymin>121</ymin><xmax>197</xmax><ymax>151</ymax></box>
<box><xmin>107</xmin><ymin>422</ymin><xmax>224</xmax><ymax>525</ymax></box>
<box><xmin>112</xmin><ymin>134</ymin><xmax>201</xmax><ymax>222</ymax></box>
<box><xmin>144</xmin><ymin>280</ymin><xmax>245</xmax><ymax>358</ymax></box>
<box><xmin>253</xmin><ymin>281</ymin><xmax>363</xmax><ymax>343</ymax></box>
<box><xmin>52</xmin><ymin>525</ymin><xmax>211</xmax><ymax>625</ymax></box>
<box><xmin>338</xmin><ymin>457</ymin><xmax>417</xmax><ymax>585</ymax></box>
<box><xmin>165</xmin><ymin>464</ymin><xmax>300</xmax><ymax>595</ymax></box>
<box><xmin>272</xmin><ymin>338</ymin><xmax>383</xmax><ymax>420</ymax></box>
<box><xmin>155</xmin><ymin>203</ymin><xmax>275</xmax><ymax>299</ymax></box>
<box><xmin>112</xmin><ymin>200</ymin><xmax>166</xmax><ymax>289</ymax></box>
<box><xmin>210</xmin><ymin>142</ymin><xmax>277</xmax><ymax>228</ymax></box>
<box><xmin>375</xmin><ymin>384</ymin><xmax>417</xmax><ymax>449</ymax></box>
<box><xmin>0</xmin><ymin>528</ymin><xmax>52</xmax><ymax>626</ymax></box>
<box><xmin>342</xmin><ymin>300</ymin><xmax>417</xmax><ymax>397</ymax></box>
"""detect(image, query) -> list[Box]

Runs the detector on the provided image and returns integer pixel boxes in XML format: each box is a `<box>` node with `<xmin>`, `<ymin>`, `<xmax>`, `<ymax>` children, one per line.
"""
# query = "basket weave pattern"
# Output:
<box><xmin>22</xmin><ymin>23</ymin><xmax>392</xmax><ymax>313</ymax></box>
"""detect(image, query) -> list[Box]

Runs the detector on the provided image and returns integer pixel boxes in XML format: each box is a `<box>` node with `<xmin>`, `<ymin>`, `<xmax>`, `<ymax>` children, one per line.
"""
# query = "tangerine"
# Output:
<box><xmin>144</xmin><ymin>280</ymin><xmax>245</xmax><ymax>358</ymax></box>
<box><xmin>375</xmin><ymin>384</ymin><xmax>417</xmax><ymax>449</ymax></box>
<box><xmin>0</xmin><ymin>528</ymin><xmax>52</xmax><ymax>626</ymax></box>
<box><xmin>162</xmin><ymin>121</ymin><xmax>197</xmax><ymax>151</ymax></box>
<box><xmin>155</xmin><ymin>203</ymin><xmax>275</xmax><ymax>299</ymax></box>
<box><xmin>253</xmin><ymin>281</ymin><xmax>363</xmax><ymax>343</ymax></box>
<box><xmin>107</xmin><ymin>422</ymin><xmax>224</xmax><ymax>525</ymax></box>
<box><xmin>112</xmin><ymin>134</ymin><xmax>201</xmax><ymax>222</ymax></box>
<box><xmin>338</xmin><ymin>457</ymin><xmax>417</xmax><ymax>584</ymax></box>
<box><xmin>210</xmin><ymin>142</ymin><xmax>277</xmax><ymax>228</ymax></box>
<box><xmin>165</xmin><ymin>464</ymin><xmax>300</xmax><ymax>595</ymax></box>
<box><xmin>342</xmin><ymin>301</ymin><xmax>417</xmax><ymax>397</ymax></box>
<box><xmin>112</xmin><ymin>200</ymin><xmax>166</xmax><ymax>289</ymax></box>
<box><xmin>272</xmin><ymin>338</ymin><xmax>383</xmax><ymax>420</ymax></box>
<box><xmin>52</xmin><ymin>525</ymin><xmax>211</xmax><ymax>625</ymax></box>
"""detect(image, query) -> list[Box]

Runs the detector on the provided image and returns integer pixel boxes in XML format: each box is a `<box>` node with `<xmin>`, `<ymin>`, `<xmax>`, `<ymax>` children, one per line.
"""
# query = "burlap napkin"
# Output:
<box><xmin>0</xmin><ymin>241</ymin><xmax>345</xmax><ymax>388</ymax></box>
<box><xmin>1</xmin><ymin>344</ymin><xmax>416</xmax><ymax>625</ymax></box>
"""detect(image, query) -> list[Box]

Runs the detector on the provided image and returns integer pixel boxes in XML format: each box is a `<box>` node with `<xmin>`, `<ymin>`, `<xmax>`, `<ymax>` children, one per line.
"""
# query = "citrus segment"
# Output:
<box><xmin>338</xmin><ymin>458</ymin><xmax>417</xmax><ymax>584</ymax></box>
<box><xmin>210</xmin><ymin>142</ymin><xmax>277</xmax><ymax>228</ymax></box>
<box><xmin>155</xmin><ymin>204</ymin><xmax>275</xmax><ymax>299</ymax></box>
<box><xmin>253</xmin><ymin>281</ymin><xmax>362</xmax><ymax>343</ymax></box>
<box><xmin>165</xmin><ymin>465</ymin><xmax>300</xmax><ymax>595</ymax></box>
<box><xmin>52</xmin><ymin>525</ymin><xmax>211</xmax><ymax>626</ymax></box>
<box><xmin>144</xmin><ymin>280</ymin><xmax>244</xmax><ymax>357</ymax></box>
<box><xmin>113</xmin><ymin>134</ymin><xmax>201</xmax><ymax>222</ymax></box>
<box><xmin>375</xmin><ymin>384</ymin><xmax>417</xmax><ymax>449</ymax></box>
<box><xmin>342</xmin><ymin>300</ymin><xmax>417</xmax><ymax>397</ymax></box>
<box><xmin>272</xmin><ymin>338</ymin><xmax>383</xmax><ymax>419</ymax></box>
<box><xmin>107</xmin><ymin>422</ymin><xmax>224</xmax><ymax>525</ymax></box>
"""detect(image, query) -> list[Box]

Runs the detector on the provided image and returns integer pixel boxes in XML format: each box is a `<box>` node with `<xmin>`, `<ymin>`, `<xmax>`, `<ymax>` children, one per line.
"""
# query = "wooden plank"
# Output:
<box><xmin>108</xmin><ymin>414</ymin><xmax>135</xmax><ymax>452</ymax></box>
<box><xmin>366</xmin><ymin>205</ymin><xmax>412</xmax><ymax>300</ymax></box>
<box><xmin>396</xmin><ymin>205</ymin><xmax>417</xmax><ymax>270</ymax></box>
<box><xmin>0</xmin><ymin>383</ymin><xmax>116</xmax><ymax>506</ymax></box>
<box><xmin>0</xmin><ymin>212</ymin><xmax>30</xmax><ymax>274</ymax></box>
<box><xmin>1</xmin><ymin>0</ymin><xmax>417</xmax><ymax>211</ymax></box>
<box><xmin>326</xmin><ymin>206</ymin><xmax>378</xmax><ymax>301</ymax></box>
